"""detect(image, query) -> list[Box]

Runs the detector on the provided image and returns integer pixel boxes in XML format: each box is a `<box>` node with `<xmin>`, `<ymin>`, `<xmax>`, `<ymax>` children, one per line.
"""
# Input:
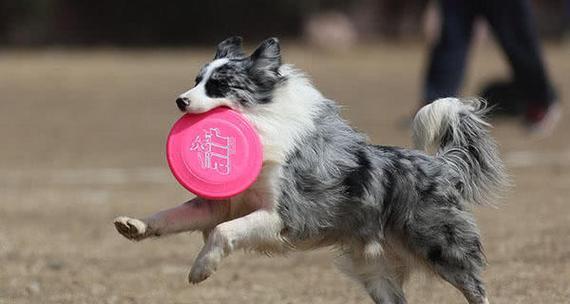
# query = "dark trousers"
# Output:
<box><xmin>424</xmin><ymin>0</ymin><xmax>557</xmax><ymax>106</ymax></box>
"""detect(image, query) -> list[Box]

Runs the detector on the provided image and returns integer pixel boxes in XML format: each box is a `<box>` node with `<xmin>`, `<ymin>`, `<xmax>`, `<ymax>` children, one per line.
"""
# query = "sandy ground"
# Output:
<box><xmin>0</xmin><ymin>43</ymin><xmax>569</xmax><ymax>304</ymax></box>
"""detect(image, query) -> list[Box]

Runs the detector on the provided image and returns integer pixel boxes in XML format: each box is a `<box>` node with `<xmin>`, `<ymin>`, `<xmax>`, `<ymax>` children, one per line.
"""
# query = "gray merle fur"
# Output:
<box><xmin>275</xmin><ymin>96</ymin><xmax>506</xmax><ymax>304</ymax></box>
<box><xmin>169</xmin><ymin>37</ymin><xmax>508</xmax><ymax>304</ymax></box>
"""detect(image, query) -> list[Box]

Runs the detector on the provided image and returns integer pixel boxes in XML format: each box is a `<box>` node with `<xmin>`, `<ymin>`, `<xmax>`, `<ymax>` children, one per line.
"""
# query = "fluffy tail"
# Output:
<box><xmin>412</xmin><ymin>97</ymin><xmax>507</xmax><ymax>205</ymax></box>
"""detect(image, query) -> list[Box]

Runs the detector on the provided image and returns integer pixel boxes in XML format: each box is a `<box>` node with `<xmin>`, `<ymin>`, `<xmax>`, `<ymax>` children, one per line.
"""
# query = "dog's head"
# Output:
<box><xmin>176</xmin><ymin>36</ymin><xmax>284</xmax><ymax>114</ymax></box>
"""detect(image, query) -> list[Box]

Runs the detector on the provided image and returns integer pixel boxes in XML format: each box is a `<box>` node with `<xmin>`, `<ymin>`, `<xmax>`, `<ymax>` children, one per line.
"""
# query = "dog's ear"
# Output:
<box><xmin>214</xmin><ymin>36</ymin><xmax>245</xmax><ymax>59</ymax></box>
<box><xmin>250</xmin><ymin>37</ymin><xmax>281</xmax><ymax>72</ymax></box>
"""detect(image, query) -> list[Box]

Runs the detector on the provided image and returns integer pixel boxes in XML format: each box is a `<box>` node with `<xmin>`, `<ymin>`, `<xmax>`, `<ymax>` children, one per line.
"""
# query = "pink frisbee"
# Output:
<box><xmin>166</xmin><ymin>107</ymin><xmax>263</xmax><ymax>199</ymax></box>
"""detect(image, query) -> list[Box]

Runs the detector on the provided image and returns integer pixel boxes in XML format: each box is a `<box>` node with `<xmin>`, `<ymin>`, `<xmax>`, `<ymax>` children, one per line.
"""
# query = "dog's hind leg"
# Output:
<box><xmin>337</xmin><ymin>251</ymin><xmax>409</xmax><ymax>304</ymax></box>
<box><xmin>114</xmin><ymin>197</ymin><xmax>230</xmax><ymax>241</ymax></box>
<box><xmin>407</xmin><ymin>208</ymin><xmax>489</xmax><ymax>304</ymax></box>
<box><xmin>427</xmin><ymin>257</ymin><xmax>489</xmax><ymax>304</ymax></box>
<box><xmin>188</xmin><ymin>209</ymin><xmax>284</xmax><ymax>283</ymax></box>
<box><xmin>427</xmin><ymin>254</ymin><xmax>489</xmax><ymax>304</ymax></box>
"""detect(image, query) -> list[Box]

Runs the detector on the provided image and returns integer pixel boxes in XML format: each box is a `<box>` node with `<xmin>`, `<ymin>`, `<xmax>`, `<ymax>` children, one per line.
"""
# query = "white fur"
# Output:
<box><xmin>412</xmin><ymin>97</ymin><xmax>487</xmax><ymax>154</ymax></box>
<box><xmin>229</xmin><ymin>65</ymin><xmax>324</xmax><ymax>254</ymax></box>
<box><xmin>189</xmin><ymin>209</ymin><xmax>284</xmax><ymax>283</ymax></box>
<box><xmin>236</xmin><ymin>65</ymin><xmax>324</xmax><ymax>223</ymax></box>
<box><xmin>243</xmin><ymin>65</ymin><xmax>322</xmax><ymax>165</ymax></box>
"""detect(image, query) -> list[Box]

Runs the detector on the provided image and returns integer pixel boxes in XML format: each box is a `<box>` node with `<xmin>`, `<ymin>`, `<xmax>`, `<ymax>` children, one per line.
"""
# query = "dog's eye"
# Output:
<box><xmin>205</xmin><ymin>78</ymin><xmax>230</xmax><ymax>98</ymax></box>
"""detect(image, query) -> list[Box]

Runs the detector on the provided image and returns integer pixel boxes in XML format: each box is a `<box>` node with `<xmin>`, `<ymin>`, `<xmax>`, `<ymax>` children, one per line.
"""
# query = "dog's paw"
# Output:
<box><xmin>188</xmin><ymin>260</ymin><xmax>216</xmax><ymax>284</ymax></box>
<box><xmin>188</xmin><ymin>228</ymin><xmax>229</xmax><ymax>284</ymax></box>
<box><xmin>113</xmin><ymin>216</ymin><xmax>148</xmax><ymax>241</ymax></box>
<box><xmin>188</xmin><ymin>250</ymin><xmax>224</xmax><ymax>284</ymax></box>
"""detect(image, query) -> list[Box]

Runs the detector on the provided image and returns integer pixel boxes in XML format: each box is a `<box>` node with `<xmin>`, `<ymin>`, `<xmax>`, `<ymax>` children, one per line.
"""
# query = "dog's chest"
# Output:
<box><xmin>240</xmin><ymin>161</ymin><xmax>283</xmax><ymax>209</ymax></box>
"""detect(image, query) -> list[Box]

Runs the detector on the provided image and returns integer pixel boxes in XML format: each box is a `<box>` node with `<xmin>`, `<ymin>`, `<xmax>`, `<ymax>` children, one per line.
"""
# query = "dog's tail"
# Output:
<box><xmin>412</xmin><ymin>97</ymin><xmax>507</xmax><ymax>205</ymax></box>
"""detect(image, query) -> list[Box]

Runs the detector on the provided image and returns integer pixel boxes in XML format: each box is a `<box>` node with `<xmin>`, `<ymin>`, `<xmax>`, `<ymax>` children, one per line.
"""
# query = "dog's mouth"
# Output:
<box><xmin>179</xmin><ymin>99</ymin><xmax>238</xmax><ymax>115</ymax></box>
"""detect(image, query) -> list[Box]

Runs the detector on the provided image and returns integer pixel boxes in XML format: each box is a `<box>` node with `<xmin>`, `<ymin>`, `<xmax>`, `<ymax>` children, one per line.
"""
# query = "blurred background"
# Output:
<box><xmin>0</xmin><ymin>0</ymin><xmax>569</xmax><ymax>45</ymax></box>
<box><xmin>0</xmin><ymin>1</ymin><xmax>569</xmax><ymax>303</ymax></box>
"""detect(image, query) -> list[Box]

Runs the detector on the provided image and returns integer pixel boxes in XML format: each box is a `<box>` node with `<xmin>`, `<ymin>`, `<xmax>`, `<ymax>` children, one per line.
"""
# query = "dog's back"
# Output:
<box><xmin>273</xmin><ymin>93</ymin><xmax>505</xmax><ymax>304</ymax></box>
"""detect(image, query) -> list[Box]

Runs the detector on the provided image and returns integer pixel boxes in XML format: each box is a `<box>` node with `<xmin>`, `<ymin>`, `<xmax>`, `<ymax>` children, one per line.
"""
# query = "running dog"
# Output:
<box><xmin>114</xmin><ymin>37</ymin><xmax>506</xmax><ymax>304</ymax></box>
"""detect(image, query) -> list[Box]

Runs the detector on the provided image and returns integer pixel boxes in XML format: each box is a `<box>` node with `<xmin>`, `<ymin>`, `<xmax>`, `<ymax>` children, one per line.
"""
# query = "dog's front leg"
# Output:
<box><xmin>188</xmin><ymin>208</ymin><xmax>283</xmax><ymax>283</ymax></box>
<box><xmin>114</xmin><ymin>197</ymin><xmax>230</xmax><ymax>241</ymax></box>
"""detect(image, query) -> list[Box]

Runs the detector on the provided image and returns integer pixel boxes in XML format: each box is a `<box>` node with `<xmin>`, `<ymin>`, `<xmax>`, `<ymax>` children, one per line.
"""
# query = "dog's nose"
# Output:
<box><xmin>176</xmin><ymin>97</ymin><xmax>190</xmax><ymax>111</ymax></box>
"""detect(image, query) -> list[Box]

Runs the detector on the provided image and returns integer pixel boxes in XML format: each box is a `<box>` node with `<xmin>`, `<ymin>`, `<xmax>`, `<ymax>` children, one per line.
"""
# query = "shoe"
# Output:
<box><xmin>524</xmin><ymin>101</ymin><xmax>562</xmax><ymax>137</ymax></box>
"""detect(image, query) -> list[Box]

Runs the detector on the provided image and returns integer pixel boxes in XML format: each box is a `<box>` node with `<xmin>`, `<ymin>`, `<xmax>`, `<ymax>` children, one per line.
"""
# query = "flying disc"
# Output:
<box><xmin>166</xmin><ymin>107</ymin><xmax>263</xmax><ymax>199</ymax></box>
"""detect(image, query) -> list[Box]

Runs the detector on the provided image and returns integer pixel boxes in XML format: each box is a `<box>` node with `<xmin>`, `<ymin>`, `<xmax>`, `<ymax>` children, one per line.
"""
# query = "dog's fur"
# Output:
<box><xmin>114</xmin><ymin>37</ymin><xmax>506</xmax><ymax>304</ymax></box>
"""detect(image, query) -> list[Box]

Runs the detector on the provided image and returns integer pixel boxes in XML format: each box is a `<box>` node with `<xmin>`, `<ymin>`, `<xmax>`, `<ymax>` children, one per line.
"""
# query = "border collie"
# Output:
<box><xmin>114</xmin><ymin>37</ymin><xmax>506</xmax><ymax>304</ymax></box>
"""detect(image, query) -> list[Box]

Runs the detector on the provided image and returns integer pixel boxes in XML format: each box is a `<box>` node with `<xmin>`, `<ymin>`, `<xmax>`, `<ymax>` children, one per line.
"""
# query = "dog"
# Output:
<box><xmin>114</xmin><ymin>37</ymin><xmax>507</xmax><ymax>304</ymax></box>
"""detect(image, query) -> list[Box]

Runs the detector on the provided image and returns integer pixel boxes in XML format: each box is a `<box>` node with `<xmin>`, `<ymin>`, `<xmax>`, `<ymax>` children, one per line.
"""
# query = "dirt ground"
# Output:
<box><xmin>0</xmin><ymin>43</ymin><xmax>569</xmax><ymax>304</ymax></box>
